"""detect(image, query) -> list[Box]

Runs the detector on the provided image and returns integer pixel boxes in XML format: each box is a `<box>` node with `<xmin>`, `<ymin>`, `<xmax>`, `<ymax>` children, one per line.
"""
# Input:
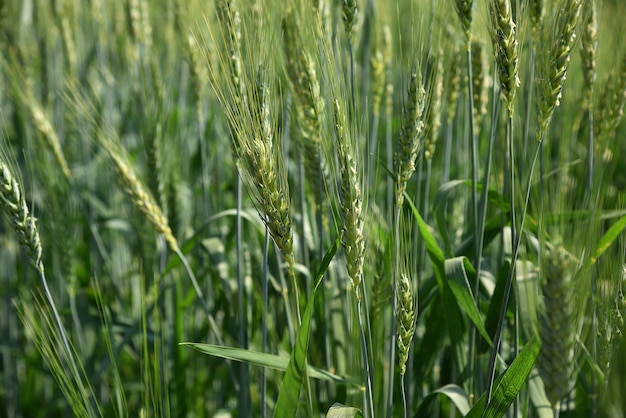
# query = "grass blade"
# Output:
<box><xmin>445</xmin><ymin>256</ymin><xmax>492</xmax><ymax>346</ymax></box>
<box><xmin>272</xmin><ymin>233</ymin><xmax>341</xmax><ymax>416</ymax></box>
<box><xmin>467</xmin><ymin>334</ymin><xmax>541</xmax><ymax>418</ymax></box>
<box><xmin>585</xmin><ymin>215</ymin><xmax>626</xmax><ymax>267</ymax></box>
<box><xmin>181</xmin><ymin>343</ymin><xmax>357</xmax><ymax>385</ymax></box>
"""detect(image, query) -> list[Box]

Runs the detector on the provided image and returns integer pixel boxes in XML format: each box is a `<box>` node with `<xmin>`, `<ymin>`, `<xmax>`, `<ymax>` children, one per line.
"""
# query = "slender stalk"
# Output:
<box><xmin>261</xmin><ymin>225</ymin><xmax>269</xmax><ymax>418</ymax></box>
<box><xmin>236</xmin><ymin>175</ymin><xmax>250</xmax><ymax>416</ymax></box>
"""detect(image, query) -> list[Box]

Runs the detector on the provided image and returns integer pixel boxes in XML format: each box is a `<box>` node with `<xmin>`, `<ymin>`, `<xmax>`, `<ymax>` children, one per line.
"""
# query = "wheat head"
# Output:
<box><xmin>489</xmin><ymin>0</ymin><xmax>520</xmax><ymax>116</ymax></box>
<box><xmin>333</xmin><ymin>98</ymin><xmax>365</xmax><ymax>302</ymax></box>
<box><xmin>396</xmin><ymin>272</ymin><xmax>416</xmax><ymax>376</ymax></box>
<box><xmin>536</xmin><ymin>0</ymin><xmax>583</xmax><ymax>140</ymax></box>
<box><xmin>0</xmin><ymin>161</ymin><xmax>44</xmax><ymax>273</ymax></box>
<box><xmin>395</xmin><ymin>68</ymin><xmax>426</xmax><ymax>206</ymax></box>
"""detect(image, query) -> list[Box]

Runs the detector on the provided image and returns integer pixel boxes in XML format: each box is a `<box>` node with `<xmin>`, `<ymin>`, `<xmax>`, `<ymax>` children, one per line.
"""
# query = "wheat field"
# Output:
<box><xmin>0</xmin><ymin>0</ymin><xmax>625</xmax><ymax>417</ymax></box>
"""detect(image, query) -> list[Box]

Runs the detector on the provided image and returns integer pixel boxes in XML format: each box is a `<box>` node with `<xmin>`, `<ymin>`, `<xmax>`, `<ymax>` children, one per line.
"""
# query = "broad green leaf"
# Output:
<box><xmin>326</xmin><ymin>403</ymin><xmax>363</xmax><ymax>417</ymax></box>
<box><xmin>273</xmin><ymin>233</ymin><xmax>342</xmax><ymax>418</ymax></box>
<box><xmin>466</xmin><ymin>335</ymin><xmax>541</xmax><ymax>418</ymax></box>
<box><xmin>181</xmin><ymin>343</ymin><xmax>357</xmax><ymax>385</ymax></box>
<box><xmin>415</xmin><ymin>384</ymin><xmax>471</xmax><ymax>416</ymax></box>
<box><xmin>444</xmin><ymin>257</ymin><xmax>492</xmax><ymax>346</ymax></box>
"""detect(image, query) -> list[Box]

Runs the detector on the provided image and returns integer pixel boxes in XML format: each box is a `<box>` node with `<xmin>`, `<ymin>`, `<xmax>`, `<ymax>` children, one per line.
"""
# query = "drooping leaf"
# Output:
<box><xmin>326</xmin><ymin>403</ymin><xmax>364</xmax><ymax>417</ymax></box>
<box><xmin>181</xmin><ymin>343</ymin><xmax>357</xmax><ymax>385</ymax></box>
<box><xmin>414</xmin><ymin>384</ymin><xmax>471</xmax><ymax>416</ymax></box>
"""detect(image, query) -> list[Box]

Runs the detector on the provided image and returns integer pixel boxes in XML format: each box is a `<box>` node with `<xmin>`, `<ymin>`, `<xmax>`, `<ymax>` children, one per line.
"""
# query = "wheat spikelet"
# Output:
<box><xmin>129</xmin><ymin>0</ymin><xmax>152</xmax><ymax>48</ymax></box>
<box><xmin>595</xmin><ymin>54</ymin><xmax>626</xmax><ymax>139</ymax></box>
<box><xmin>595</xmin><ymin>267</ymin><xmax>626</xmax><ymax>381</ymax></box>
<box><xmin>395</xmin><ymin>68</ymin><xmax>426</xmax><ymax>206</ymax></box>
<box><xmin>0</xmin><ymin>161</ymin><xmax>44</xmax><ymax>273</ymax></box>
<box><xmin>333</xmin><ymin>98</ymin><xmax>365</xmax><ymax>301</ymax></box>
<box><xmin>536</xmin><ymin>0</ymin><xmax>583</xmax><ymax>140</ymax></box>
<box><xmin>58</xmin><ymin>5</ymin><xmax>77</xmax><ymax>74</ymax></box>
<box><xmin>489</xmin><ymin>0</ymin><xmax>520</xmax><ymax>116</ymax></box>
<box><xmin>341</xmin><ymin>0</ymin><xmax>358</xmax><ymax>44</ymax></box>
<box><xmin>445</xmin><ymin>50</ymin><xmax>462</xmax><ymax>125</ymax></box>
<box><xmin>424</xmin><ymin>52</ymin><xmax>443</xmax><ymax>161</ymax></box>
<box><xmin>281</xmin><ymin>10</ymin><xmax>326</xmax><ymax>205</ymax></box>
<box><xmin>580</xmin><ymin>0</ymin><xmax>597</xmax><ymax>106</ymax></box>
<box><xmin>370</xmin><ymin>48</ymin><xmax>385</xmax><ymax>114</ymax></box>
<box><xmin>186</xmin><ymin>34</ymin><xmax>209</xmax><ymax>111</ymax></box>
<box><xmin>471</xmin><ymin>40</ymin><xmax>488</xmax><ymax>134</ymax></box>
<box><xmin>539</xmin><ymin>244</ymin><xmax>577</xmax><ymax>409</ymax></box>
<box><xmin>396</xmin><ymin>272</ymin><xmax>416</xmax><ymax>376</ymax></box>
<box><xmin>216</xmin><ymin>0</ymin><xmax>245</xmax><ymax>101</ymax></box>
<box><xmin>105</xmin><ymin>141</ymin><xmax>178</xmax><ymax>252</ymax></box>
<box><xmin>371</xmin><ymin>25</ymin><xmax>392</xmax><ymax>119</ymax></box>
<box><xmin>234</xmin><ymin>74</ymin><xmax>297</xmax><ymax>285</ymax></box>
<box><xmin>454</xmin><ymin>0</ymin><xmax>473</xmax><ymax>41</ymax></box>
<box><xmin>529</xmin><ymin>0</ymin><xmax>543</xmax><ymax>39</ymax></box>
<box><xmin>28</xmin><ymin>99</ymin><xmax>72</xmax><ymax>181</ymax></box>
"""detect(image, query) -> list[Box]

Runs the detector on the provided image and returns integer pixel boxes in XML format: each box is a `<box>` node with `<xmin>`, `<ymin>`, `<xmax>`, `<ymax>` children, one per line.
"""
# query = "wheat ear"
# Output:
<box><xmin>341</xmin><ymin>0</ymin><xmax>358</xmax><ymax>44</ymax></box>
<box><xmin>595</xmin><ymin>54</ymin><xmax>626</xmax><ymax>140</ymax></box>
<box><xmin>454</xmin><ymin>0</ymin><xmax>473</xmax><ymax>41</ymax></box>
<box><xmin>282</xmin><ymin>10</ymin><xmax>326</xmax><ymax>208</ymax></box>
<box><xmin>470</xmin><ymin>40</ymin><xmax>488</xmax><ymax>134</ymax></box>
<box><xmin>539</xmin><ymin>244</ymin><xmax>577</xmax><ymax>411</ymax></box>
<box><xmin>580</xmin><ymin>0</ymin><xmax>597</xmax><ymax>107</ymax></box>
<box><xmin>395</xmin><ymin>68</ymin><xmax>426</xmax><ymax>207</ymax></box>
<box><xmin>536</xmin><ymin>0</ymin><xmax>583</xmax><ymax>141</ymax></box>
<box><xmin>332</xmin><ymin>99</ymin><xmax>365</xmax><ymax>301</ymax></box>
<box><xmin>489</xmin><ymin>0</ymin><xmax>520</xmax><ymax>116</ymax></box>
<box><xmin>529</xmin><ymin>0</ymin><xmax>544</xmax><ymax>40</ymax></box>
<box><xmin>0</xmin><ymin>162</ymin><xmax>43</xmax><ymax>272</ymax></box>
<box><xmin>396</xmin><ymin>272</ymin><xmax>416</xmax><ymax>376</ymax></box>
<box><xmin>424</xmin><ymin>52</ymin><xmax>444</xmax><ymax>162</ymax></box>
